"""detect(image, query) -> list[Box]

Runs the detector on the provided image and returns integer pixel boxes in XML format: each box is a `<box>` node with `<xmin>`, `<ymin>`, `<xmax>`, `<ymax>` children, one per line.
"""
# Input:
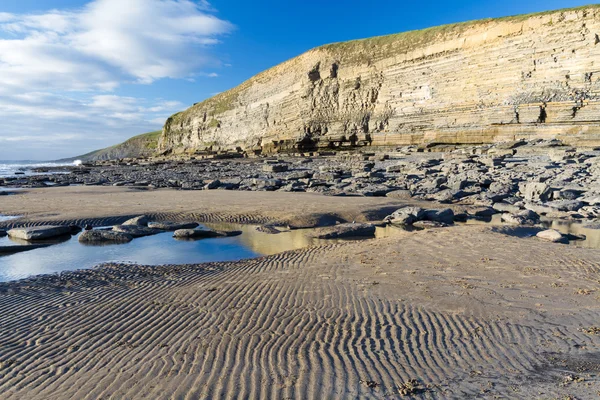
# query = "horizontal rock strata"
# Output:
<box><xmin>159</xmin><ymin>6</ymin><xmax>600</xmax><ymax>156</ymax></box>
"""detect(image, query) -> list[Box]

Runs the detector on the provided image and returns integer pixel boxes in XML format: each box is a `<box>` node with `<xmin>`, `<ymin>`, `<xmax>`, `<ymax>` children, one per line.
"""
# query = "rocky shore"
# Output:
<box><xmin>4</xmin><ymin>140</ymin><xmax>600</xmax><ymax>231</ymax></box>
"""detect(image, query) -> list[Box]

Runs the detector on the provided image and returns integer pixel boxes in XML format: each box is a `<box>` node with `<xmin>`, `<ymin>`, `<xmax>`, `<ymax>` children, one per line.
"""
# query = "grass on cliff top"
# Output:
<box><xmin>320</xmin><ymin>4</ymin><xmax>600</xmax><ymax>56</ymax></box>
<box><xmin>166</xmin><ymin>4</ymin><xmax>600</xmax><ymax>123</ymax></box>
<box><xmin>68</xmin><ymin>130</ymin><xmax>163</xmax><ymax>161</ymax></box>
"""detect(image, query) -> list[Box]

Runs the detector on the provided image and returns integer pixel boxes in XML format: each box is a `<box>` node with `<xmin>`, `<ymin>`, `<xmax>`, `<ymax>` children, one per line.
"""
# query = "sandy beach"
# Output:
<box><xmin>0</xmin><ymin>187</ymin><xmax>598</xmax><ymax>399</ymax></box>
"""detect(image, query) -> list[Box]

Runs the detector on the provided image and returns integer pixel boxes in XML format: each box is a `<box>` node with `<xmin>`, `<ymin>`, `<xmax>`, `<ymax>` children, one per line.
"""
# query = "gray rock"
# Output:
<box><xmin>263</xmin><ymin>164</ymin><xmax>289</xmax><ymax>173</ymax></box>
<box><xmin>79</xmin><ymin>230</ymin><xmax>133</xmax><ymax>244</ymax></box>
<box><xmin>385</xmin><ymin>207</ymin><xmax>426</xmax><ymax>224</ymax></box>
<box><xmin>112</xmin><ymin>225</ymin><xmax>162</xmax><ymax>238</ymax></box>
<box><xmin>424</xmin><ymin>208</ymin><xmax>455</xmax><ymax>224</ymax></box>
<box><xmin>0</xmin><ymin>244</ymin><xmax>52</xmax><ymax>255</ymax></box>
<box><xmin>536</xmin><ymin>229</ymin><xmax>567</xmax><ymax>243</ymax></box>
<box><xmin>492</xmin><ymin>202</ymin><xmax>521</xmax><ymax>214</ymax></box>
<box><xmin>413</xmin><ymin>220</ymin><xmax>447</xmax><ymax>229</ymax></box>
<box><xmin>545</xmin><ymin>200</ymin><xmax>584</xmax><ymax>212</ymax></box>
<box><xmin>308</xmin><ymin>223</ymin><xmax>376</xmax><ymax>239</ymax></box>
<box><xmin>122</xmin><ymin>215</ymin><xmax>149</xmax><ymax>226</ymax></box>
<box><xmin>147</xmin><ymin>221</ymin><xmax>199</xmax><ymax>231</ymax></box>
<box><xmin>386</xmin><ymin>189</ymin><xmax>412</xmax><ymax>199</ymax></box>
<box><xmin>524</xmin><ymin>182</ymin><xmax>551</xmax><ymax>202</ymax></box>
<box><xmin>204</xmin><ymin>179</ymin><xmax>221</xmax><ymax>190</ymax></box>
<box><xmin>173</xmin><ymin>229</ymin><xmax>242</xmax><ymax>239</ymax></box>
<box><xmin>7</xmin><ymin>225</ymin><xmax>72</xmax><ymax>241</ymax></box>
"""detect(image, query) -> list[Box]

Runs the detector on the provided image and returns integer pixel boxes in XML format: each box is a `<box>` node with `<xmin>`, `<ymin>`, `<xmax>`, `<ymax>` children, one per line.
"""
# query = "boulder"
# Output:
<box><xmin>536</xmin><ymin>229</ymin><xmax>567</xmax><ymax>243</ymax></box>
<box><xmin>79</xmin><ymin>230</ymin><xmax>134</xmax><ymax>244</ymax></box>
<box><xmin>263</xmin><ymin>164</ymin><xmax>289</xmax><ymax>173</ymax></box>
<box><xmin>500</xmin><ymin>210</ymin><xmax>540</xmax><ymax>225</ymax></box>
<box><xmin>385</xmin><ymin>189</ymin><xmax>412</xmax><ymax>199</ymax></box>
<box><xmin>147</xmin><ymin>221</ymin><xmax>199</xmax><ymax>231</ymax></box>
<box><xmin>413</xmin><ymin>220</ymin><xmax>447</xmax><ymax>229</ymax></box>
<box><xmin>492</xmin><ymin>202</ymin><xmax>521</xmax><ymax>214</ymax></box>
<box><xmin>523</xmin><ymin>182</ymin><xmax>551</xmax><ymax>203</ymax></box>
<box><xmin>384</xmin><ymin>207</ymin><xmax>426</xmax><ymax>225</ymax></box>
<box><xmin>308</xmin><ymin>223</ymin><xmax>376</xmax><ymax>239</ymax></box>
<box><xmin>7</xmin><ymin>225</ymin><xmax>72</xmax><ymax>241</ymax></box>
<box><xmin>112</xmin><ymin>225</ymin><xmax>162</xmax><ymax>238</ymax></box>
<box><xmin>122</xmin><ymin>215</ymin><xmax>149</xmax><ymax>226</ymax></box>
<box><xmin>424</xmin><ymin>208</ymin><xmax>455</xmax><ymax>224</ymax></box>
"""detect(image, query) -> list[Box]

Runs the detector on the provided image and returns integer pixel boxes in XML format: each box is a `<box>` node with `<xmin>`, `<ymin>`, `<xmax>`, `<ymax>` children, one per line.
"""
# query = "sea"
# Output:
<box><xmin>0</xmin><ymin>161</ymin><xmax>78</xmax><ymax>178</ymax></box>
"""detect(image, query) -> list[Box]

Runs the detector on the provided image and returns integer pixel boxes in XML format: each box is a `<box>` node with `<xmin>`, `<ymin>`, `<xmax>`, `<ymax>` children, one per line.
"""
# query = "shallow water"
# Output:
<box><xmin>465</xmin><ymin>214</ymin><xmax>600</xmax><ymax>249</ymax></box>
<box><xmin>0</xmin><ymin>215</ymin><xmax>20</xmax><ymax>223</ymax></box>
<box><xmin>0</xmin><ymin>223</ymin><xmax>393</xmax><ymax>282</ymax></box>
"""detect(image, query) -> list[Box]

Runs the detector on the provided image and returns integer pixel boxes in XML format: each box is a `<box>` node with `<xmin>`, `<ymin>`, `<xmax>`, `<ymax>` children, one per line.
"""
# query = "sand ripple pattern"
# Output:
<box><xmin>0</xmin><ymin>241</ymin><xmax>568</xmax><ymax>399</ymax></box>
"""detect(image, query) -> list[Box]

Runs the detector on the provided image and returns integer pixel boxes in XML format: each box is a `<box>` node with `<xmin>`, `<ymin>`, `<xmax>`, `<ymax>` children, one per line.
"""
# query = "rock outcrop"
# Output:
<box><xmin>159</xmin><ymin>6</ymin><xmax>600</xmax><ymax>155</ymax></box>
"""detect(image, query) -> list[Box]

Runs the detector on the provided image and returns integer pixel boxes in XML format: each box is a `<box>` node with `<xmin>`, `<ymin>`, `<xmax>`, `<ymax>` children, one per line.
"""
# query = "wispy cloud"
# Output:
<box><xmin>0</xmin><ymin>0</ymin><xmax>233</xmax><ymax>159</ymax></box>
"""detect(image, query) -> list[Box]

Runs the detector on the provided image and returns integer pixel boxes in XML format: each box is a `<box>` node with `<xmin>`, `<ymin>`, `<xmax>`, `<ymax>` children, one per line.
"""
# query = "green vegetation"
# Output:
<box><xmin>319</xmin><ymin>4</ymin><xmax>600</xmax><ymax>61</ymax></box>
<box><xmin>66</xmin><ymin>130</ymin><xmax>163</xmax><ymax>161</ymax></box>
<box><xmin>208</xmin><ymin>119</ymin><xmax>221</xmax><ymax>128</ymax></box>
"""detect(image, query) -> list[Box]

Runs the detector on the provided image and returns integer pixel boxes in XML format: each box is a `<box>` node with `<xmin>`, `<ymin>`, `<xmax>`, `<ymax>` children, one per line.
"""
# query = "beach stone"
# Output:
<box><xmin>7</xmin><ymin>225</ymin><xmax>72</xmax><ymax>241</ymax></box>
<box><xmin>413</xmin><ymin>220</ymin><xmax>447</xmax><ymax>229</ymax></box>
<box><xmin>536</xmin><ymin>229</ymin><xmax>567</xmax><ymax>243</ymax></box>
<box><xmin>122</xmin><ymin>215</ymin><xmax>149</xmax><ymax>226</ymax></box>
<box><xmin>493</xmin><ymin>202</ymin><xmax>521</xmax><ymax>214</ymax></box>
<box><xmin>147</xmin><ymin>221</ymin><xmax>199</xmax><ymax>231</ymax></box>
<box><xmin>0</xmin><ymin>244</ymin><xmax>52</xmax><ymax>255</ymax></box>
<box><xmin>386</xmin><ymin>189</ymin><xmax>412</xmax><ymax>199</ymax></box>
<box><xmin>524</xmin><ymin>182</ymin><xmax>551</xmax><ymax>202</ymax></box>
<box><xmin>173</xmin><ymin>229</ymin><xmax>240</xmax><ymax>239</ymax></box>
<box><xmin>424</xmin><ymin>208</ymin><xmax>455</xmax><ymax>224</ymax></box>
<box><xmin>384</xmin><ymin>207</ymin><xmax>426</xmax><ymax>225</ymax></box>
<box><xmin>79</xmin><ymin>230</ymin><xmax>133</xmax><ymax>244</ymax></box>
<box><xmin>309</xmin><ymin>223</ymin><xmax>376</xmax><ymax>239</ymax></box>
<box><xmin>263</xmin><ymin>164</ymin><xmax>288</xmax><ymax>173</ymax></box>
<box><xmin>545</xmin><ymin>200</ymin><xmax>584</xmax><ymax>212</ymax></box>
<box><xmin>112</xmin><ymin>225</ymin><xmax>162</xmax><ymax>238</ymax></box>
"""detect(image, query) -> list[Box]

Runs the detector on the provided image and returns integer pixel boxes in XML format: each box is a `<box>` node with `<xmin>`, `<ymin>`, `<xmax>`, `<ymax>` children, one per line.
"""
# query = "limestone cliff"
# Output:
<box><xmin>70</xmin><ymin>131</ymin><xmax>161</xmax><ymax>161</ymax></box>
<box><xmin>159</xmin><ymin>5</ymin><xmax>600</xmax><ymax>155</ymax></box>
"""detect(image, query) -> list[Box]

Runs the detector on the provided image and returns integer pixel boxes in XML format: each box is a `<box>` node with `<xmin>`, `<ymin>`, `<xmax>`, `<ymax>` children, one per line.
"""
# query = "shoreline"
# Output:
<box><xmin>0</xmin><ymin>186</ymin><xmax>599</xmax><ymax>398</ymax></box>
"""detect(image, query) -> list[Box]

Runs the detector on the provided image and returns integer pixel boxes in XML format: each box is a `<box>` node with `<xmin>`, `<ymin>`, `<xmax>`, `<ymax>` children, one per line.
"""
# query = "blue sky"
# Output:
<box><xmin>0</xmin><ymin>0</ymin><xmax>593</xmax><ymax>160</ymax></box>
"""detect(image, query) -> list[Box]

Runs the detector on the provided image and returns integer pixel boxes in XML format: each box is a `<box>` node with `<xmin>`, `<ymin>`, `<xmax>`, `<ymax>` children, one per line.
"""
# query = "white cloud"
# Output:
<box><xmin>0</xmin><ymin>0</ymin><xmax>232</xmax><ymax>160</ymax></box>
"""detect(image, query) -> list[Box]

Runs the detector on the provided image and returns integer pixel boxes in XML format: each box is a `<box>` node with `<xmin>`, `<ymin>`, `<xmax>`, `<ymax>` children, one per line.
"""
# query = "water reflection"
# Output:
<box><xmin>465</xmin><ymin>214</ymin><xmax>600</xmax><ymax>249</ymax></box>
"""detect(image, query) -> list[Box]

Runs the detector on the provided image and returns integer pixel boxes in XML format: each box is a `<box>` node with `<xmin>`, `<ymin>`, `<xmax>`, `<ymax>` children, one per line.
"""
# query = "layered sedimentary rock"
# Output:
<box><xmin>159</xmin><ymin>6</ymin><xmax>600</xmax><ymax>155</ymax></box>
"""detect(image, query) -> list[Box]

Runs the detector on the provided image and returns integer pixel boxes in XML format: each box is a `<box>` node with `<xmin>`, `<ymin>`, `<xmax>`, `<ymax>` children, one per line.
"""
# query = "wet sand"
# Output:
<box><xmin>0</xmin><ymin>187</ymin><xmax>599</xmax><ymax>398</ymax></box>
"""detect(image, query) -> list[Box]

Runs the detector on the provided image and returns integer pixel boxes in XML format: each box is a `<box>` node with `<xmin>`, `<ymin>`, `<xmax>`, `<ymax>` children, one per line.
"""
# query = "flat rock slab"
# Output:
<box><xmin>7</xmin><ymin>226</ymin><xmax>72</xmax><ymax>241</ymax></box>
<box><xmin>147</xmin><ymin>221</ymin><xmax>199</xmax><ymax>231</ymax></box>
<box><xmin>122</xmin><ymin>215</ymin><xmax>149</xmax><ymax>226</ymax></box>
<box><xmin>112</xmin><ymin>225</ymin><xmax>162</xmax><ymax>238</ymax></box>
<box><xmin>536</xmin><ymin>229</ymin><xmax>568</xmax><ymax>243</ymax></box>
<box><xmin>308</xmin><ymin>223</ymin><xmax>376</xmax><ymax>239</ymax></box>
<box><xmin>0</xmin><ymin>244</ymin><xmax>52</xmax><ymax>255</ymax></box>
<box><xmin>79</xmin><ymin>230</ymin><xmax>134</xmax><ymax>244</ymax></box>
<box><xmin>173</xmin><ymin>229</ymin><xmax>242</xmax><ymax>239</ymax></box>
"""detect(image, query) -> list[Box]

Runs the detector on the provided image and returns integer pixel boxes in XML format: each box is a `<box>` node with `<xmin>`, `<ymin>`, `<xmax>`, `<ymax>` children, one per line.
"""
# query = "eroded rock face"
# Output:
<box><xmin>159</xmin><ymin>7</ymin><xmax>600</xmax><ymax>155</ymax></box>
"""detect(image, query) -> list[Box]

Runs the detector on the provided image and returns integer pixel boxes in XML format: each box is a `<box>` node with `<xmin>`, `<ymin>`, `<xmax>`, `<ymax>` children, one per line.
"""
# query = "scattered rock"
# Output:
<box><xmin>308</xmin><ymin>223</ymin><xmax>376</xmax><ymax>239</ymax></box>
<box><xmin>112</xmin><ymin>225</ymin><xmax>162</xmax><ymax>238</ymax></box>
<box><xmin>536</xmin><ymin>229</ymin><xmax>567</xmax><ymax>243</ymax></box>
<box><xmin>122</xmin><ymin>215</ymin><xmax>149</xmax><ymax>226</ymax></box>
<box><xmin>147</xmin><ymin>221</ymin><xmax>199</xmax><ymax>231</ymax></box>
<box><xmin>79</xmin><ymin>230</ymin><xmax>134</xmax><ymax>244</ymax></box>
<box><xmin>7</xmin><ymin>226</ymin><xmax>73</xmax><ymax>241</ymax></box>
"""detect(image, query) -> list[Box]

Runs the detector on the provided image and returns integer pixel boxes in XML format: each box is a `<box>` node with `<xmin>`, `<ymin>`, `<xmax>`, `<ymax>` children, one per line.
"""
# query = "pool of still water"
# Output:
<box><xmin>1</xmin><ymin>216</ymin><xmax>599</xmax><ymax>283</ymax></box>
<box><xmin>0</xmin><ymin>222</ymin><xmax>393</xmax><ymax>282</ymax></box>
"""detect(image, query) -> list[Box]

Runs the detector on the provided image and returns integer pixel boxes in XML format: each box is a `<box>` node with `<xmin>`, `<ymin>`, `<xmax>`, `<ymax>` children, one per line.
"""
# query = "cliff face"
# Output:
<box><xmin>159</xmin><ymin>6</ymin><xmax>600</xmax><ymax>155</ymax></box>
<box><xmin>72</xmin><ymin>131</ymin><xmax>161</xmax><ymax>161</ymax></box>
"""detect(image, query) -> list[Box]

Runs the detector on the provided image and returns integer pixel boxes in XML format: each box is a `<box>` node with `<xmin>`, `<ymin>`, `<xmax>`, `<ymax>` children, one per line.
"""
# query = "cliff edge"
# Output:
<box><xmin>159</xmin><ymin>5</ymin><xmax>600</xmax><ymax>155</ymax></box>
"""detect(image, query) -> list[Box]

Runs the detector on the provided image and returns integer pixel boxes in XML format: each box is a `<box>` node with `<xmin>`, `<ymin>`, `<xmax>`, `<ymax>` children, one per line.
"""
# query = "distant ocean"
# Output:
<box><xmin>0</xmin><ymin>161</ymin><xmax>76</xmax><ymax>178</ymax></box>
